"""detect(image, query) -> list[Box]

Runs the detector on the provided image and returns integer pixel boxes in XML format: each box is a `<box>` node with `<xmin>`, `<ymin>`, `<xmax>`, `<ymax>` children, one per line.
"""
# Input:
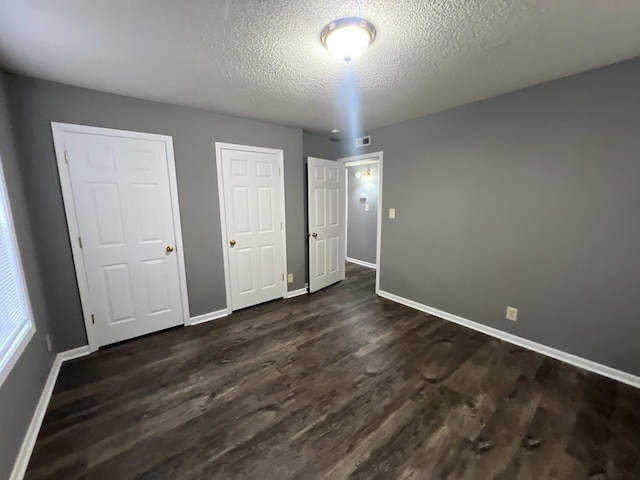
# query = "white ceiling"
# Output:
<box><xmin>1</xmin><ymin>1</ymin><xmax>640</xmax><ymax>136</ymax></box>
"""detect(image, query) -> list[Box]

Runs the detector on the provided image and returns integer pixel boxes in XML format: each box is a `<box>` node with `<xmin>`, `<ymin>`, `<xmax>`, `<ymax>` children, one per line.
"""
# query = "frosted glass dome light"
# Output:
<box><xmin>321</xmin><ymin>18</ymin><xmax>376</xmax><ymax>63</ymax></box>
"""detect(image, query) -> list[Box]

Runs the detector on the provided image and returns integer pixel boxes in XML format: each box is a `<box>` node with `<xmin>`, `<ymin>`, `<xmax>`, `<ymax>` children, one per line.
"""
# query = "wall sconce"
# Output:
<box><xmin>355</xmin><ymin>167</ymin><xmax>373</xmax><ymax>182</ymax></box>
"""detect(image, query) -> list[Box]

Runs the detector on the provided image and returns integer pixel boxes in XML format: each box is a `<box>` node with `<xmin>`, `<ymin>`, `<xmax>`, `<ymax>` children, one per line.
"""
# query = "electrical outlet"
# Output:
<box><xmin>44</xmin><ymin>335</ymin><xmax>53</xmax><ymax>353</ymax></box>
<box><xmin>506</xmin><ymin>306</ymin><xmax>518</xmax><ymax>322</ymax></box>
<box><xmin>287</xmin><ymin>273</ymin><xmax>293</xmax><ymax>283</ymax></box>
<box><xmin>389</xmin><ymin>208</ymin><xmax>396</xmax><ymax>219</ymax></box>
<box><xmin>365</xmin><ymin>203</ymin><xmax>370</xmax><ymax>212</ymax></box>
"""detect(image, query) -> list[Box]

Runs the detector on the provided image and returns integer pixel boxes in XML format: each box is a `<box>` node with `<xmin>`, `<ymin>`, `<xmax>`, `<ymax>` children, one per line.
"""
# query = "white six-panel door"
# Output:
<box><xmin>308</xmin><ymin>157</ymin><xmax>345</xmax><ymax>293</ymax></box>
<box><xmin>217</xmin><ymin>144</ymin><xmax>287</xmax><ymax>311</ymax></box>
<box><xmin>53</xmin><ymin>124</ymin><xmax>189</xmax><ymax>349</ymax></box>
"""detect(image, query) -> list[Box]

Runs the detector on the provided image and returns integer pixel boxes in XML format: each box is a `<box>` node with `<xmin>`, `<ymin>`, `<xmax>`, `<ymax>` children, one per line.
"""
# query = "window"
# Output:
<box><xmin>0</xmin><ymin>155</ymin><xmax>35</xmax><ymax>387</ymax></box>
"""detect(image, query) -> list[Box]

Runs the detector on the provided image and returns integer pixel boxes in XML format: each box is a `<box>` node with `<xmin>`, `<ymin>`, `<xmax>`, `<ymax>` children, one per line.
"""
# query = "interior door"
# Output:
<box><xmin>61</xmin><ymin>129</ymin><xmax>186</xmax><ymax>347</ymax></box>
<box><xmin>307</xmin><ymin>157</ymin><xmax>345</xmax><ymax>293</ymax></box>
<box><xmin>219</xmin><ymin>146</ymin><xmax>286</xmax><ymax>310</ymax></box>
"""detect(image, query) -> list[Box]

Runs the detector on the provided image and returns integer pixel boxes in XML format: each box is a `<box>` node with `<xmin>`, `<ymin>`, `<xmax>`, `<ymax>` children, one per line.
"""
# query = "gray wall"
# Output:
<box><xmin>0</xmin><ymin>73</ymin><xmax>57</xmax><ymax>479</ymax></box>
<box><xmin>342</xmin><ymin>57</ymin><xmax>640</xmax><ymax>375</ymax></box>
<box><xmin>347</xmin><ymin>164</ymin><xmax>378</xmax><ymax>264</ymax></box>
<box><xmin>6</xmin><ymin>75</ymin><xmax>306</xmax><ymax>352</ymax></box>
<box><xmin>302</xmin><ymin>132</ymin><xmax>341</xmax><ymax>162</ymax></box>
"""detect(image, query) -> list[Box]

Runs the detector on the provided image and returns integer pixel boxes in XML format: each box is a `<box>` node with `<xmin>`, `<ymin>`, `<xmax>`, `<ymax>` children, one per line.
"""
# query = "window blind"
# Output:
<box><xmin>0</xmin><ymin>158</ymin><xmax>34</xmax><ymax>386</ymax></box>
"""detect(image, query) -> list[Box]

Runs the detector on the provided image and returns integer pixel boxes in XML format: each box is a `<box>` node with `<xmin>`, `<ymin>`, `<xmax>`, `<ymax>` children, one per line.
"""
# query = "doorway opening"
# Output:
<box><xmin>339</xmin><ymin>151</ymin><xmax>383</xmax><ymax>294</ymax></box>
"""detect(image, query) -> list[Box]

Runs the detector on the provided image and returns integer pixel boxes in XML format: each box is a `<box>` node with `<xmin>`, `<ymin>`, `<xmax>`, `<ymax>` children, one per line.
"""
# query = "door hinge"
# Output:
<box><xmin>64</xmin><ymin>150</ymin><xmax>70</xmax><ymax>164</ymax></box>
<box><xmin>282</xmin><ymin>273</ymin><xmax>284</xmax><ymax>281</ymax></box>
<box><xmin>280</xmin><ymin>222</ymin><xmax>283</xmax><ymax>230</ymax></box>
<box><xmin>78</xmin><ymin>236</ymin><xmax>83</xmax><ymax>248</ymax></box>
<box><xmin>91</xmin><ymin>314</ymin><xmax>95</xmax><ymax>324</ymax></box>
<box><xmin>279</xmin><ymin>167</ymin><xmax>281</xmax><ymax>176</ymax></box>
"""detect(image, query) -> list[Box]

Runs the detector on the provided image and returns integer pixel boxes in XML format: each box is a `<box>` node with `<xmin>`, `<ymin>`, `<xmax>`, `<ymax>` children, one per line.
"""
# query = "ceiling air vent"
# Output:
<box><xmin>356</xmin><ymin>135</ymin><xmax>371</xmax><ymax>148</ymax></box>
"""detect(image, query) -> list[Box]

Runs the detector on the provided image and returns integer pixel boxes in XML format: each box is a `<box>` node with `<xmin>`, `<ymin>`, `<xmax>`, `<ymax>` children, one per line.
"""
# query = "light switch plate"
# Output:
<box><xmin>389</xmin><ymin>208</ymin><xmax>396</xmax><ymax>219</ymax></box>
<box><xmin>506</xmin><ymin>306</ymin><xmax>518</xmax><ymax>322</ymax></box>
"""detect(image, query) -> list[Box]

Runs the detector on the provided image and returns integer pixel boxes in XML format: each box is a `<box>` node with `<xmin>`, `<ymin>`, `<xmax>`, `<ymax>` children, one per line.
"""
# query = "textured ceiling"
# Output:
<box><xmin>1</xmin><ymin>1</ymin><xmax>640</xmax><ymax>136</ymax></box>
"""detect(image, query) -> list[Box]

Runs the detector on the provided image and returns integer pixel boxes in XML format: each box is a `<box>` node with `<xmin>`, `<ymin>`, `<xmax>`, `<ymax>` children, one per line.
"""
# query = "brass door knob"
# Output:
<box><xmin>312</xmin><ymin>232</ymin><xmax>318</xmax><ymax>238</ymax></box>
<box><xmin>230</xmin><ymin>239</ymin><xmax>236</xmax><ymax>247</ymax></box>
<box><xmin>166</xmin><ymin>245</ymin><xmax>174</xmax><ymax>252</ymax></box>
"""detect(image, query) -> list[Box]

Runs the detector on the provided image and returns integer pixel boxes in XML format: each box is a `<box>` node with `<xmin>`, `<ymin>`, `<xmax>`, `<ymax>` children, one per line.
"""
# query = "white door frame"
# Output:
<box><xmin>338</xmin><ymin>151</ymin><xmax>383</xmax><ymax>294</ymax></box>
<box><xmin>215</xmin><ymin>142</ymin><xmax>288</xmax><ymax>312</ymax></box>
<box><xmin>51</xmin><ymin>122</ymin><xmax>191</xmax><ymax>352</ymax></box>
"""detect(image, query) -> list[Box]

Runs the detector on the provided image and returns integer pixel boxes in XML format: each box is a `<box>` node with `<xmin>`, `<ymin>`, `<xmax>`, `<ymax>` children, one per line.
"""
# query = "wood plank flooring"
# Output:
<box><xmin>26</xmin><ymin>264</ymin><xmax>640</xmax><ymax>479</ymax></box>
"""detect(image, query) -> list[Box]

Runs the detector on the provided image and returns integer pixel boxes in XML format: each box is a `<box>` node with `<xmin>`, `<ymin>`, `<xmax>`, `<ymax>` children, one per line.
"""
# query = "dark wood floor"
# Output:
<box><xmin>26</xmin><ymin>264</ymin><xmax>640</xmax><ymax>479</ymax></box>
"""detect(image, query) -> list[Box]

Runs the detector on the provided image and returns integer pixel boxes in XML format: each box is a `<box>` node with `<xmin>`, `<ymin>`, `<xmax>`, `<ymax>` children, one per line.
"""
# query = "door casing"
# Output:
<box><xmin>215</xmin><ymin>142</ymin><xmax>288</xmax><ymax>312</ymax></box>
<box><xmin>52</xmin><ymin>122</ymin><xmax>191</xmax><ymax>352</ymax></box>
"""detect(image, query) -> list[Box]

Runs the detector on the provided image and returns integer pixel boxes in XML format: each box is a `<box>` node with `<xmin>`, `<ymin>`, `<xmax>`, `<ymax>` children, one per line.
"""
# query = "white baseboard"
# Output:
<box><xmin>188</xmin><ymin>308</ymin><xmax>231</xmax><ymax>326</ymax></box>
<box><xmin>10</xmin><ymin>345</ymin><xmax>91</xmax><ymax>480</ymax></box>
<box><xmin>286</xmin><ymin>287</ymin><xmax>308</xmax><ymax>299</ymax></box>
<box><xmin>378</xmin><ymin>290</ymin><xmax>640</xmax><ymax>389</ymax></box>
<box><xmin>56</xmin><ymin>345</ymin><xmax>91</xmax><ymax>362</ymax></box>
<box><xmin>346</xmin><ymin>257</ymin><xmax>376</xmax><ymax>269</ymax></box>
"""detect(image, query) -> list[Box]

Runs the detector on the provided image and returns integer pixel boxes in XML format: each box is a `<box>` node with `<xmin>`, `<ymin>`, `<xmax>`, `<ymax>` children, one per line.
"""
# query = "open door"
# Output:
<box><xmin>307</xmin><ymin>157</ymin><xmax>345</xmax><ymax>293</ymax></box>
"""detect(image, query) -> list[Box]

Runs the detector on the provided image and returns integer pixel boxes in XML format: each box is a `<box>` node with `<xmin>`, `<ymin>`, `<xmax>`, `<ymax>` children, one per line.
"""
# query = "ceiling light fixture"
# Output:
<box><xmin>321</xmin><ymin>17</ymin><xmax>376</xmax><ymax>63</ymax></box>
